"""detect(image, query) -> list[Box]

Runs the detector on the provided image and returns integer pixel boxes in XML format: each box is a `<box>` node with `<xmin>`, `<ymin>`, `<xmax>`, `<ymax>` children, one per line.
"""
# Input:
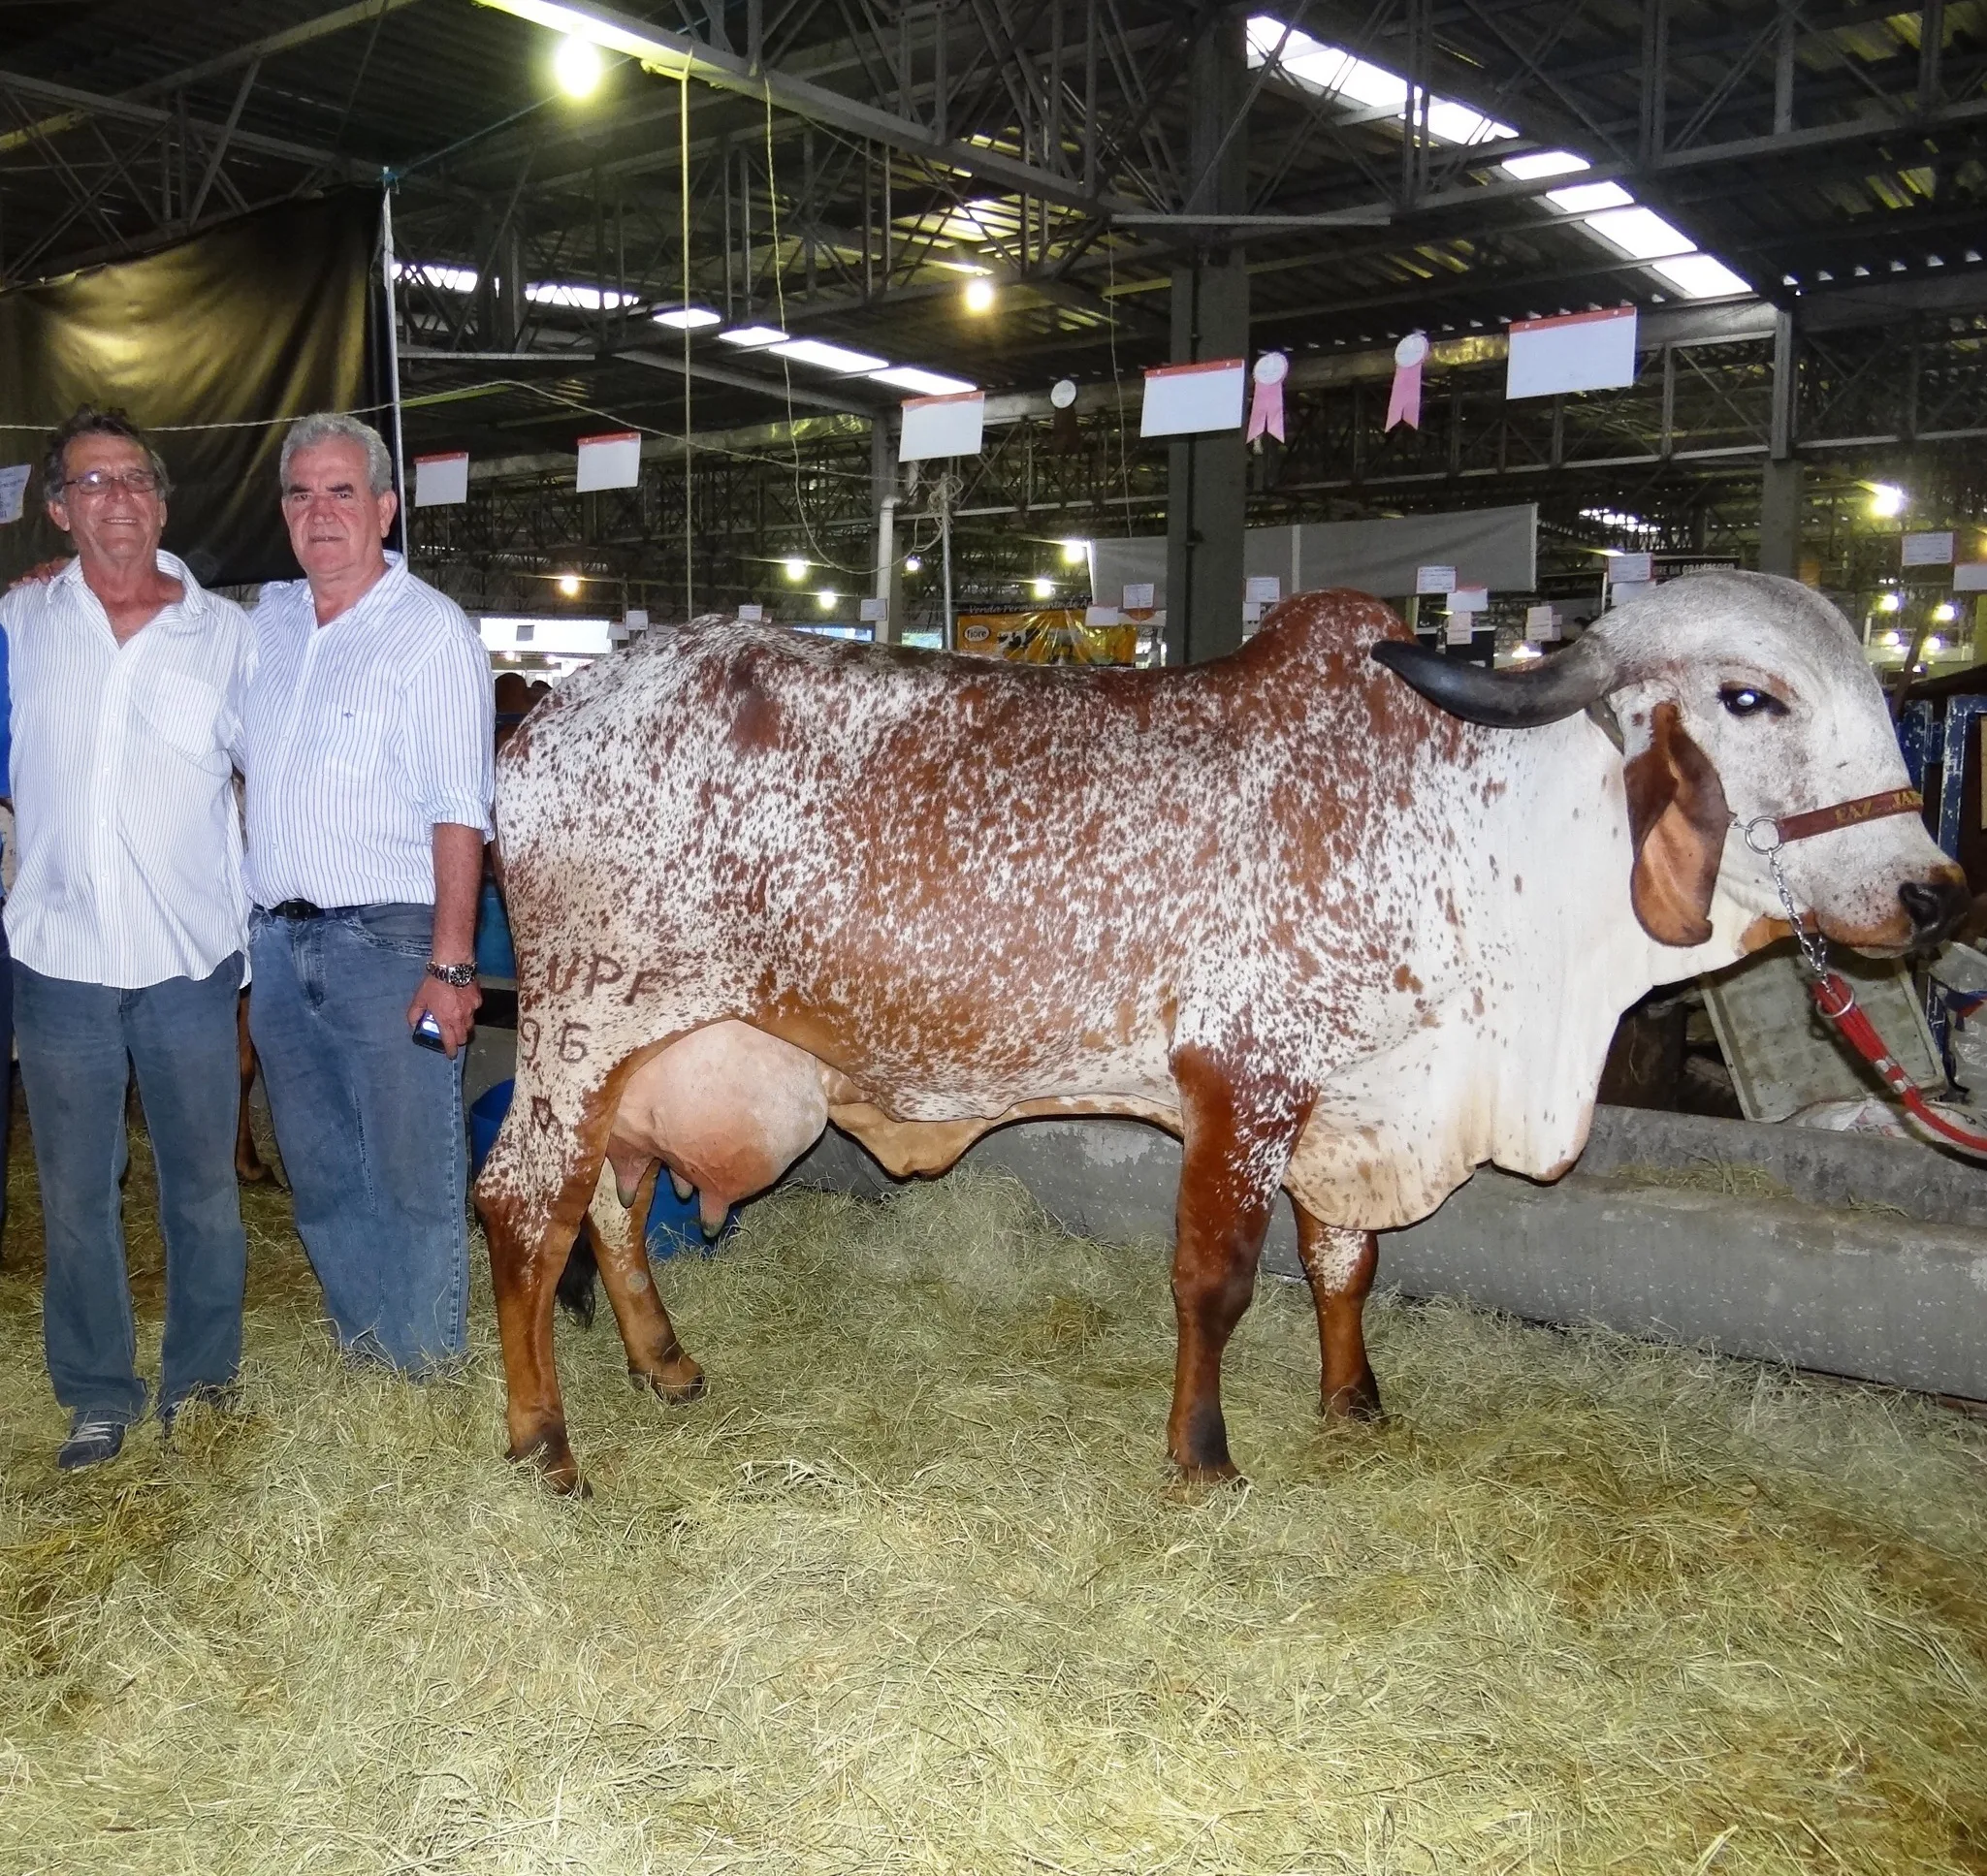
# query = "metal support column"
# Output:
<box><xmin>1164</xmin><ymin>11</ymin><xmax>1249</xmax><ymax>667</ymax></box>
<box><xmin>871</xmin><ymin>417</ymin><xmax>901</xmax><ymax>646</ymax></box>
<box><xmin>1759</xmin><ymin>306</ymin><xmax>1800</xmax><ymax>578</ymax></box>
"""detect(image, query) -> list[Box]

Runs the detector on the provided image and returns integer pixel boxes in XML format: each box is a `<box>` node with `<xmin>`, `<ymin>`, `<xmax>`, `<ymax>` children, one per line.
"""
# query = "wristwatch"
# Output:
<box><xmin>426</xmin><ymin>959</ymin><xmax>477</xmax><ymax>987</ymax></box>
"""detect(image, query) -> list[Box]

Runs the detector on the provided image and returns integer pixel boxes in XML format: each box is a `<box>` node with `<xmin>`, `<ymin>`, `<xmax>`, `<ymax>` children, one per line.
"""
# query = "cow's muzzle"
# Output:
<box><xmin>1900</xmin><ymin>874</ymin><xmax>1972</xmax><ymax>948</ymax></box>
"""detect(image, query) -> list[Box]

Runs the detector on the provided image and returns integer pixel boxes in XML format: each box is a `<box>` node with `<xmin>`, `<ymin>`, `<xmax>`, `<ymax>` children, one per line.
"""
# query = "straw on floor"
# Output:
<box><xmin>1</xmin><ymin>1106</ymin><xmax>1983</xmax><ymax>1875</ymax></box>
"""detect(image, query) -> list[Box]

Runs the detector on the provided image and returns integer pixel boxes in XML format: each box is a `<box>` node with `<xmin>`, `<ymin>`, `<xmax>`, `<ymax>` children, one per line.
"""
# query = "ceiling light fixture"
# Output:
<box><xmin>962</xmin><ymin>278</ymin><xmax>996</xmax><ymax>314</ymax></box>
<box><xmin>1869</xmin><ymin>483</ymin><xmax>1907</xmax><ymax>520</ymax></box>
<box><xmin>783</xmin><ymin>556</ymin><xmax>809</xmax><ymax>582</ymax></box>
<box><xmin>558</xmin><ymin>573</ymin><xmax>582</xmax><ymax>596</ymax></box>
<box><xmin>554</xmin><ymin>32</ymin><xmax>603</xmax><ymax>96</ymax></box>
<box><xmin>1059</xmin><ymin>539</ymin><xmax>1088</xmax><ymax>565</ymax></box>
<box><xmin>653</xmin><ymin>305</ymin><xmax>722</xmax><ymax>330</ymax></box>
<box><xmin>1031</xmin><ymin>577</ymin><xmax>1053</xmax><ymax>599</ymax></box>
<box><xmin>718</xmin><ymin>325</ymin><xmax>787</xmax><ymax>347</ymax></box>
<box><xmin>904</xmin><ymin>555</ymin><xmax>923</xmax><ymax>573</ymax></box>
<box><xmin>817</xmin><ymin>589</ymin><xmax>837</xmax><ymax>611</ymax></box>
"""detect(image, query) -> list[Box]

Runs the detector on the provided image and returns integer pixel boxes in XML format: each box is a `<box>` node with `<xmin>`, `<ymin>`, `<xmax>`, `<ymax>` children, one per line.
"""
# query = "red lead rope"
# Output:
<box><xmin>1809</xmin><ymin>972</ymin><xmax>1987</xmax><ymax>1156</ymax></box>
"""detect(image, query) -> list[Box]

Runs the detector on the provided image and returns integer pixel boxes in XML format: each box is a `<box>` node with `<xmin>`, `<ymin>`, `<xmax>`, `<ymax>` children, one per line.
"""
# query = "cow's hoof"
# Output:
<box><xmin>1169</xmin><ymin>1460</ymin><xmax>1246</xmax><ymax>1499</ymax></box>
<box><xmin>508</xmin><ymin>1428</ymin><xmax>589</xmax><ymax>1497</ymax></box>
<box><xmin>1322</xmin><ymin>1374</ymin><xmax>1385</xmax><ymax>1422</ymax></box>
<box><xmin>628</xmin><ymin>1362</ymin><xmax>706</xmax><ymax>1405</ymax></box>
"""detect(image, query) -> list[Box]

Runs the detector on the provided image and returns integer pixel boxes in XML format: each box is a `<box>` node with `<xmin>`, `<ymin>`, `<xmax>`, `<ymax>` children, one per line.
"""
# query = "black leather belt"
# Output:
<box><xmin>263</xmin><ymin>900</ymin><xmax>367</xmax><ymax>920</ymax></box>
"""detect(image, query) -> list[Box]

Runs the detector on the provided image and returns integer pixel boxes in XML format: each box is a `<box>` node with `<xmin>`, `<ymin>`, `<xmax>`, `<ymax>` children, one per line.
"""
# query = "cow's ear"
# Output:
<box><xmin>1622</xmin><ymin>700</ymin><xmax>1729</xmax><ymax>947</ymax></box>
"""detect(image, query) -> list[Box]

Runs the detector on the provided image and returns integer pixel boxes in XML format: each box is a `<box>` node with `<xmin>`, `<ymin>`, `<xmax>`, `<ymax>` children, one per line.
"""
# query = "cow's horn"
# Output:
<box><xmin>1368</xmin><ymin>634</ymin><xmax>1619</xmax><ymax>729</ymax></box>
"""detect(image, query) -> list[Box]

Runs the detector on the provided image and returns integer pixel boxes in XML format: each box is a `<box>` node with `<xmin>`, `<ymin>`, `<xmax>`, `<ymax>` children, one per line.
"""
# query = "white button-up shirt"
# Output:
<box><xmin>0</xmin><ymin>552</ymin><xmax>252</xmax><ymax>989</ymax></box>
<box><xmin>239</xmin><ymin>552</ymin><xmax>493</xmax><ymax>909</ymax></box>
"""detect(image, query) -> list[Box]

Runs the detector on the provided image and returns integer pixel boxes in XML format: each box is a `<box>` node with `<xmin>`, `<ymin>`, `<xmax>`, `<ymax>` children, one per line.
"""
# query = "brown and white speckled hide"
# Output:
<box><xmin>477</xmin><ymin>578</ymin><xmax>1960</xmax><ymax>1490</ymax></box>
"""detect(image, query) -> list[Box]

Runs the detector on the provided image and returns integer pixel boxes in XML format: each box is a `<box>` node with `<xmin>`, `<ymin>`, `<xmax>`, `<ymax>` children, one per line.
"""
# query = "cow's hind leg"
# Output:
<box><xmin>585</xmin><ymin>1160</ymin><xmax>705</xmax><ymax>1403</ymax></box>
<box><xmin>477</xmin><ymin>1129</ymin><xmax>600</xmax><ymax>1495</ymax></box>
<box><xmin>1294</xmin><ymin>1210</ymin><xmax>1383</xmax><ymax>1421</ymax></box>
<box><xmin>1166</xmin><ymin>1045</ymin><xmax>1311</xmax><ymax>1482</ymax></box>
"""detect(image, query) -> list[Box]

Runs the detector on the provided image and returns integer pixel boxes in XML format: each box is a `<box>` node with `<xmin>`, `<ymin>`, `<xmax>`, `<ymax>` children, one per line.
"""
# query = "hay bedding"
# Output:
<box><xmin>0</xmin><ymin>1108</ymin><xmax>1983</xmax><ymax>1875</ymax></box>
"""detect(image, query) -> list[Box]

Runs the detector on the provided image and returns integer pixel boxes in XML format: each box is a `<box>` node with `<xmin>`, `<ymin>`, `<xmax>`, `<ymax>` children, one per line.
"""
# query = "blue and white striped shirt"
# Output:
<box><xmin>240</xmin><ymin>553</ymin><xmax>494</xmax><ymax>909</ymax></box>
<box><xmin>0</xmin><ymin>552</ymin><xmax>252</xmax><ymax>988</ymax></box>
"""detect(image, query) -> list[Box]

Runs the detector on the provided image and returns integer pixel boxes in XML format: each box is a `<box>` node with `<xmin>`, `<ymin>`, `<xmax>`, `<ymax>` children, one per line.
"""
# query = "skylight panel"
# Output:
<box><xmin>868</xmin><ymin>366</ymin><xmax>979</xmax><ymax>396</ymax></box>
<box><xmin>1580</xmin><ymin>207</ymin><xmax>1697</xmax><ymax>262</ymax></box>
<box><xmin>653</xmin><ymin>305</ymin><xmax>722</xmax><ymax>330</ymax></box>
<box><xmin>526</xmin><ymin>281</ymin><xmax>642</xmax><ymax>311</ymax></box>
<box><xmin>1500</xmin><ymin>150</ymin><xmax>1590</xmax><ymax>180</ymax></box>
<box><xmin>1650</xmin><ymin>253</ymin><xmax>1752</xmax><ymax>299</ymax></box>
<box><xmin>769</xmin><ymin>338</ymin><xmax>891</xmax><ymax>374</ymax></box>
<box><xmin>1425</xmin><ymin>99</ymin><xmax>1516</xmax><ymax>144</ymax></box>
<box><xmin>1545</xmin><ymin>180</ymin><xmax>1635</xmax><ymax>213</ymax></box>
<box><xmin>401</xmin><ymin>263</ymin><xmax>477</xmax><ymax>292</ymax></box>
<box><xmin>719</xmin><ymin>325</ymin><xmax>787</xmax><ymax>347</ymax></box>
<box><xmin>1247</xmin><ymin>14</ymin><xmax>1511</xmax><ymax>141</ymax></box>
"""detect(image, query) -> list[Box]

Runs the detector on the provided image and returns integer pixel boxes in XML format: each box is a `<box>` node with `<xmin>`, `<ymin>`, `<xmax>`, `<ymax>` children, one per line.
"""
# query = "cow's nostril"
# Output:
<box><xmin>1899</xmin><ymin>876</ymin><xmax>1971</xmax><ymax>942</ymax></box>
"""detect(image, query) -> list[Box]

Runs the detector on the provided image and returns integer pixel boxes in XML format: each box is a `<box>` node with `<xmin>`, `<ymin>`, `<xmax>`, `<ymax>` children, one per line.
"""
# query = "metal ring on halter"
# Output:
<box><xmin>1741</xmin><ymin>815</ymin><xmax>1783</xmax><ymax>856</ymax></box>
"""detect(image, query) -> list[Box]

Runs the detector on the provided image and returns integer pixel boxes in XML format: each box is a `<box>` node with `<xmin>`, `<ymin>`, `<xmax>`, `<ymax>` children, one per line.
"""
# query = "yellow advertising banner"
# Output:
<box><xmin>954</xmin><ymin>609</ymin><xmax>1139</xmax><ymax>665</ymax></box>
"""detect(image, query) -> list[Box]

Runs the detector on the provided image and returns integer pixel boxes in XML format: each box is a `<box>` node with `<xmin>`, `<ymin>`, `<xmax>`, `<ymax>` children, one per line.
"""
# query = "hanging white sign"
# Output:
<box><xmin>1609</xmin><ymin>550</ymin><xmax>1653</xmax><ymax>584</ymax></box>
<box><xmin>575</xmin><ymin>430</ymin><xmax>642</xmax><ymax>493</ymax></box>
<box><xmin>1903</xmin><ymin>530</ymin><xmax>1956</xmax><ymax>567</ymax></box>
<box><xmin>0</xmin><ymin>462</ymin><xmax>31</xmax><ymax>525</ymax></box>
<box><xmin>1122</xmin><ymin>583</ymin><xmax>1156</xmax><ymax>611</ymax></box>
<box><xmin>413</xmin><ymin>451</ymin><xmax>469</xmax><ymax>507</ymax></box>
<box><xmin>1445</xmin><ymin>615</ymin><xmax>1477</xmax><ymax>646</ymax></box>
<box><xmin>1506</xmin><ymin>305</ymin><xmax>1638</xmax><ymax>400</ymax></box>
<box><xmin>1244</xmin><ymin>574</ymin><xmax>1282</xmax><ymax>605</ymax></box>
<box><xmin>1415</xmin><ymin>564</ymin><xmax>1457</xmax><ymax>595</ymax></box>
<box><xmin>1138</xmin><ymin>358</ymin><xmax>1247</xmax><ymax>438</ymax></box>
<box><xmin>899</xmin><ymin>392</ymin><xmax>984</xmax><ymax>461</ymax></box>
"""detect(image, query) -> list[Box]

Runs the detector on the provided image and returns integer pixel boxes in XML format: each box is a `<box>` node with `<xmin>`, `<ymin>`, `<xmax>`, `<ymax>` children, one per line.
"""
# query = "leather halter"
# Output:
<box><xmin>1768</xmin><ymin>786</ymin><xmax>1924</xmax><ymax>846</ymax></box>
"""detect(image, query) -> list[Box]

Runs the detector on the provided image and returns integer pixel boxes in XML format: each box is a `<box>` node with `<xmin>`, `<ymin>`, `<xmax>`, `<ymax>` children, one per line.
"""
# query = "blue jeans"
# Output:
<box><xmin>15</xmin><ymin>954</ymin><xmax>248</xmax><ymax>1424</ymax></box>
<box><xmin>247</xmin><ymin>905</ymin><xmax>467</xmax><ymax>1372</ymax></box>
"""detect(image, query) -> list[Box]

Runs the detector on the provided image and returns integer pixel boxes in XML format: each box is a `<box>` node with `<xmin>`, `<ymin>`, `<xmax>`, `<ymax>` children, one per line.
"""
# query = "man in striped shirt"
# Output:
<box><xmin>239</xmin><ymin>413</ymin><xmax>493</xmax><ymax>1375</ymax></box>
<box><xmin>0</xmin><ymin>407</ymin><xmax>253</xmax><ymax>1472</ymax></box>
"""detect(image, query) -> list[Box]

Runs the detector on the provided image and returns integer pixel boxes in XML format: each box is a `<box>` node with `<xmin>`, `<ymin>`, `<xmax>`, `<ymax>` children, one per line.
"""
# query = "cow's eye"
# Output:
<box><xmin>1719</xmin><ymin>684</ymin><xmax>1788</xmax><ymax>719</ymax></box>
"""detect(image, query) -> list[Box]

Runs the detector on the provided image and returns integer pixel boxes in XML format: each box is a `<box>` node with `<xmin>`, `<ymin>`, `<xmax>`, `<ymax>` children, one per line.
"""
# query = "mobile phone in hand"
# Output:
<box><xmin>411</xmin><ymin>1009</ymin><xmax>448</xmax><ymax>1052</ymax></box>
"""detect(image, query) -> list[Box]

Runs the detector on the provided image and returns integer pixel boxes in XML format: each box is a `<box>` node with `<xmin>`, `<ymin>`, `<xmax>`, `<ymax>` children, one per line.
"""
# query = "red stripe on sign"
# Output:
<box><xmin>1508</xmin><ymin>306</ymin><xmax>1636</xmax><ymax>335</ymax></box>
<box><xmin>413</xmin><ymin>451</ymin><xmax>468</xmax><ymax>464</ymax></box>
<box><xmin>1143</xmin><ymin>358</ymin><xmax>1246</xmax><ymax>379</ymax></box>
<box><xmin>901</xmin><ymin>391</ymin><xmax>984</xmax><ymax>409</ymax></box>
<box><xmin>576</xmin><ymin>430</ymin><xmax>641</xmax><ymax>446</ymax></box>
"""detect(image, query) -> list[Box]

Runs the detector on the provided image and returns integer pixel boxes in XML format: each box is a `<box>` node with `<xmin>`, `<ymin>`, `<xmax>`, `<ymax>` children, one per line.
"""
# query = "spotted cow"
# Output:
<box><xmin>476</xmin><ymin>573</ymin><xmax>1967</xmax><ymax>1491</ymax></box>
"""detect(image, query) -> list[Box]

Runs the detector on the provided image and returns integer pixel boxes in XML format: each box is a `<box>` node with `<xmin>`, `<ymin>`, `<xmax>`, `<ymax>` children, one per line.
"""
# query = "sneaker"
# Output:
<box><xmin>56</xmin><ymin>1415</ymin><xmax>126</xmax><ymax>1473</ymax></box>
<box><xmin>157</xmin><ymin>1383</ymin><xmax>240</xmax><ymax>1441</ymax></box>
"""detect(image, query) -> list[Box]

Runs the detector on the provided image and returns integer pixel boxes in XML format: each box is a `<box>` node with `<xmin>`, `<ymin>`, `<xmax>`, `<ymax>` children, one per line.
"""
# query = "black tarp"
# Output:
<box><xmin>0</xmin><ymin>189</ymin><xmax>381</xmax><ymax>588</ymax></box>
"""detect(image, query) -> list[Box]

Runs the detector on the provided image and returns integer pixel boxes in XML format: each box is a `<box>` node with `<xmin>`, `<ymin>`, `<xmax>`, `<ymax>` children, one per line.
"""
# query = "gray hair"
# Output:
<box><xmin>279</xmin><ymin>412</ymin><xmax>396</xmax><ymax>495</ymax></box>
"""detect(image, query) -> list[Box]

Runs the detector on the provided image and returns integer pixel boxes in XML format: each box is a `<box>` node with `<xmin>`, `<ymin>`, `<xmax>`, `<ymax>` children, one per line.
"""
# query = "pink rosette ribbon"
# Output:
<box><xmin>1386</xmin><ymin>332</ymin><xmax>1429</xmax><ymax>430</ymax></box>
<box><xmin>1246</xmin><ymin>352</ymin><xmax>1288</xmax><ymax>444</ymax></box>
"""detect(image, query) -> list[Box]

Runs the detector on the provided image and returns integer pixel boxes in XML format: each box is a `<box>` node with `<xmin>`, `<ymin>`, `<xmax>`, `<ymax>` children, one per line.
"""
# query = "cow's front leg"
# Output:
<box><xmin>585</xmin><ymin>1159</ymin><xmax>705</xmax><ymax>1403</ymax></box>
<box><xmin>1167</xmin><ymin>1044</ymin><xmax>1311</xmax><ymax>1481</ymax></box>
<box><xmin>1293</xmin><ymin>1210</ymin><xmax>1383</xmax><ymax>1420</ymax></box>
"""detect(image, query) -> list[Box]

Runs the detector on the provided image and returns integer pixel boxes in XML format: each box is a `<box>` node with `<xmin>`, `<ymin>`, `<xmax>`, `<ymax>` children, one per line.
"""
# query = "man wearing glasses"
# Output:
<box><xmin>0</xmin><ymin>406</ymin><xmax>253</xmax><ymax>1472</ymax></box>
<box><xmin>238</xmin><ymin>413</ymin><xmax>492</xmax><ymax>1376</ymax></box>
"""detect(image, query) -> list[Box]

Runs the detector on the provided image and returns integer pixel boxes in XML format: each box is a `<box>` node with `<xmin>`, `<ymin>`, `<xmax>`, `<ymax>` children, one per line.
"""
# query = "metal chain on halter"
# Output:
<box><xmin>1742</xmin><ymin>816</ymin><xmax>1831</xmax><ymax>980</ymax></box>
<box><xmin>1744</xmin><ymin>813</ymin><xmax>1987</xmax><ymax>1156</ymax></box>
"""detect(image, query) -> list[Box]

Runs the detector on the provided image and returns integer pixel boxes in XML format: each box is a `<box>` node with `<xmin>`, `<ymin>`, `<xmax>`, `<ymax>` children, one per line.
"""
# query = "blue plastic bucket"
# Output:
<box><xmin>468</xmin><ymin>1077</ymin><xmax>734</xmax><ymax>1259</ymax></box>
